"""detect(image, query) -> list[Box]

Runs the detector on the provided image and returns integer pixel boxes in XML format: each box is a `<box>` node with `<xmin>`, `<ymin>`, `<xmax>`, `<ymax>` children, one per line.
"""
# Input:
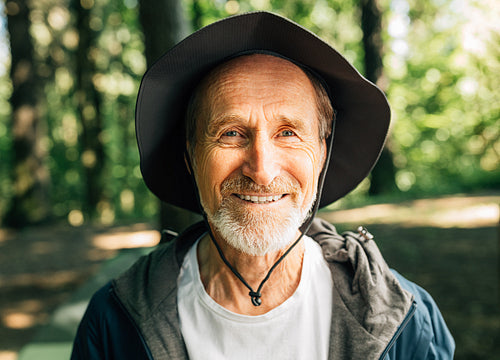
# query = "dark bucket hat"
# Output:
<box><xmin>136</xmin><ymin>11</ymin><xmax>390</xmax><ymax>213</ymax></box>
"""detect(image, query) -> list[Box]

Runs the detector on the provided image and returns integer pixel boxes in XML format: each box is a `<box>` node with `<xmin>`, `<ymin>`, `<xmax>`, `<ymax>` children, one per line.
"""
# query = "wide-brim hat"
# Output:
<box><xmin>136</xmin><ymin>11</ymin><xmax>390</xmax><ymax>214</ymax></box>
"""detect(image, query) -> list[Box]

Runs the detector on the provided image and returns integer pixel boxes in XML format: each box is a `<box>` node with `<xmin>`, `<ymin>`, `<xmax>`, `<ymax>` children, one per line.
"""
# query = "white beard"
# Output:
<box><xmin>203</xmin><ymin>177</ymin><xmax>316</xmax><ymax>256</ymax></box>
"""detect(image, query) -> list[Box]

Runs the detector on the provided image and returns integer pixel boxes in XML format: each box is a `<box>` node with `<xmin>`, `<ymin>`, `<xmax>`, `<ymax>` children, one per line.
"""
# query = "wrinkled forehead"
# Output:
<box><xmin>198</xmin><ymin>53</ymin><xmax>313</xmax><ymax>101</ymax></box>
<box><xmin>208</xmin><ymin>53</ymin><xmax>307</xmax><ymax>80</ymax></box>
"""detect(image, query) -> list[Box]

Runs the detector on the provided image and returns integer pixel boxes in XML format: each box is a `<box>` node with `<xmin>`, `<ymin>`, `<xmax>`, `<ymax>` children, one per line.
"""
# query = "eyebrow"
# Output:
<box><xmin>277</xmin><ymin>116</ymin><xmax>308</xmax><ymax>132</ymax></box>
<box><xmin>207</xmin><ymin>114</ymin><xmax>310</xmax><ymax>133</ymax></box>
<box><xmin>206</xmin><ymin>115</ymin><xmax>244</xmax><ymax>136</ymax></box>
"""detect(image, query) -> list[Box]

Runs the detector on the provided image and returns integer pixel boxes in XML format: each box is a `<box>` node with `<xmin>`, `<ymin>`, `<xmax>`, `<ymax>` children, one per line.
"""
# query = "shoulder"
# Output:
<box><xmin>82</xmin><ymin>282</ymin><xmax>130</xmax><ymax>330</ymax></box>
<box><xmin>387</xmin><ymin>271</ymin><xmax>455</xmax><ymax>360</ymax></box>
<box><xmin>71</xmin><ymin>282</ymin><xmax>150</xmax><ymax>359</ymax></box>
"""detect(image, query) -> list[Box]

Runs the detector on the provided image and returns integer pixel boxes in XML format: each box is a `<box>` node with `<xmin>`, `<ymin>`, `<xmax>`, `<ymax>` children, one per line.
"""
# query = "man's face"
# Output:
<box><xmin>190</xmin><ymin>54</ymin><xmax>326</xmax><ymax>255</ymax></box>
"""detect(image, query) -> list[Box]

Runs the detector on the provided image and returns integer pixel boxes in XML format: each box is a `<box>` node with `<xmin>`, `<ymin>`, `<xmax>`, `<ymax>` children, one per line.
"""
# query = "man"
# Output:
<box><xmin>72</xmin><ymin>12</ymin><xmax>454</xmax><ymax>359</ymax></box>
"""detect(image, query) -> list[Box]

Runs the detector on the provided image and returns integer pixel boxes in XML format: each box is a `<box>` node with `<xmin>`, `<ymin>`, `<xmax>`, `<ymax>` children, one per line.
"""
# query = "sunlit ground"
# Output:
<box><xmin>92</xmin><ymin>229</ymin><xmax>160</xmax><ymax>250</ymax></box>
<box><xmin>320</xmin><ymin>194</ymin><xmax>499</xmax><ymax>228</ymax></box>
<box><xmin>0</xmin><ymin>193</ymin><xmax>498</xmax><ymax>359</ymax></box>
<box><xmin>0</xmin><ymin>351</ymin><xmax>16</xmax><ymax>360</ymax></box>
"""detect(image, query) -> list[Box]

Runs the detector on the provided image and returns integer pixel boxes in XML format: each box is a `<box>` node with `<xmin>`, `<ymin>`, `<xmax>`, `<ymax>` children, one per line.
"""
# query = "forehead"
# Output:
<box><xmin>197</xmin><ymin>54</ymin><xmax>318</xmax><ymax>123</ymax></box>
<box><xmin>202</xmin><ymin>54</ymin><xmax>313</xmax><ymax>95</ymax></box>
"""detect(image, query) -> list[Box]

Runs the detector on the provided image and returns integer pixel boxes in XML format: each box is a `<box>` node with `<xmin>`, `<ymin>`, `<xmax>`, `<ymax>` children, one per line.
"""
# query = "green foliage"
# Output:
<box><xmin>0</xmin><ymin>3</ymin><xmax>11</xmax><ymax>217</ymax></box>
<box><xmin>0</xmin><ymin>74</ymin><xmax>12</xmax><ymax>218</ymax></box>
<box><xmin>1</xmin><ymin>0</ymin><xmax>154</xmax><ymax>226</ymax></box>
<box><xmin>0</xmin><ymin>0</ymin><xmax>11</xmax><ymax>215</ymax></box>
<box><xmin>385</xmin><ymin>0</ymin><xmax>499</xmax><ymax>195</ymax></box>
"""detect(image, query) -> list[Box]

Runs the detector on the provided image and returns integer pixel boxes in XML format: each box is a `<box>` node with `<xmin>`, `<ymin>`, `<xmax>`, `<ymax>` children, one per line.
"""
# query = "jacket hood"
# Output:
<box><xmin>307</xmin><ymin>218</ymin><xmax>414</xmax><ymax>358</ymax></box>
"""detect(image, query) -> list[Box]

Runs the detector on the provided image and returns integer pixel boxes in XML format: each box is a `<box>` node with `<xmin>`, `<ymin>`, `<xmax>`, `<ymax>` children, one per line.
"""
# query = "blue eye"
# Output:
<box><xmin>281</xmin><ymin>130</ymin><xmax>295</xmax><ymax>137</ymax></box>
<box><xmin>224</xmin><ymin>130</ymin><xmax>239</xmax><ymax>137</ymax></box>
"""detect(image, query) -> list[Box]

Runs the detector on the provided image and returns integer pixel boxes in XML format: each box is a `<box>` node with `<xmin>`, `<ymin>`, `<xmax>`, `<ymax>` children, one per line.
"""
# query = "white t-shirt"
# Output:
<box><xmin>178</xmin><ymin>235</ymin><xmax>333</xmax><ymax>360</ymax></box>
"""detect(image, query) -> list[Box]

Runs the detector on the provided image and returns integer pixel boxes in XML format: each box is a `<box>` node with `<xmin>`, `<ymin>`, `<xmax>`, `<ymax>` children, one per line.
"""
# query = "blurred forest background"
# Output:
<box><xmin>0</xmin><ymin>0</ymin><xmax>499</xmax><ymax>359</ymax></box>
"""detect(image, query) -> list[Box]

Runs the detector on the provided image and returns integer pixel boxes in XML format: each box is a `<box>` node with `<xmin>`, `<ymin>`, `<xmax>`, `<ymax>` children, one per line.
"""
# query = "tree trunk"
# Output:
<box><xmin>360</xmin><ymin>0</ymin><xmax>397</xmax><ymax>195</ymax></box>
<box><xmin>72</xmin><ymin>0</ymin><xmax>105</xmax><ymax>218</ymax></box>
<box><xmin>4</xmin><ymin>0</ymin><xmax>51</xmax><ymax>227</ymax></box>
<box><xmin>139</xmin><ymin>0</ymin><xmax>190</xmax><ymax>65</ymax></box>
<box><xmin>361</xmin><ymin>0</ymin><xmax>384</xmax><ymax>85</ymax></box>
<box><xmin>138</xmin><ymin>0</ymin><xmax>200</xmax><ymax>237</ymax></box>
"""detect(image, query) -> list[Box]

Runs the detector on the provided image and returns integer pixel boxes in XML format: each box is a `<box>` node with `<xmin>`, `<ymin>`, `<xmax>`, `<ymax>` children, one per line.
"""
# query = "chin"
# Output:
<box><xmin>207</xmin><ymin>201</ymin><xmax>307</xmax><ymax>256</ymax></box>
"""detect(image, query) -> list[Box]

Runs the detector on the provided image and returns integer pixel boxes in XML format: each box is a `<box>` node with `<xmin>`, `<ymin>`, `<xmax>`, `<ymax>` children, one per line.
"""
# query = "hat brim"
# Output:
<box><xmin>136</xmin><ymin>11</ymin><xmax>390</xmax><ymax>213</ymax></box>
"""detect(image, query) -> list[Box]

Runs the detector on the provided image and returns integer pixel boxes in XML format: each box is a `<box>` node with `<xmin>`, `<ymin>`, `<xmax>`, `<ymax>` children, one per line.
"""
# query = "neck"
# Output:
<box><xmin>197</xmin><ymin>230</ymin><xmax>305</xmax><ymax>315</ymax></box>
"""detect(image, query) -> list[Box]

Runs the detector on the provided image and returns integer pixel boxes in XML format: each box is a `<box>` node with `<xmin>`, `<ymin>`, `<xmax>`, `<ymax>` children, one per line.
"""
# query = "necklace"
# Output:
<box><xmin>206</xmin><ymin>226</ymin><xmax>304</xmax><ymax>306</ymax></box>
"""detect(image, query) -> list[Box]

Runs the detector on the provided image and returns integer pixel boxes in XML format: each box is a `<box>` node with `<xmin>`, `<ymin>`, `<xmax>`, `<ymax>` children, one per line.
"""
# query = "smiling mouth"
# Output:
<box><xmin>235</xmin><ymin>194</ymin><xmax>285</xmax><ymax>204</ymax></box>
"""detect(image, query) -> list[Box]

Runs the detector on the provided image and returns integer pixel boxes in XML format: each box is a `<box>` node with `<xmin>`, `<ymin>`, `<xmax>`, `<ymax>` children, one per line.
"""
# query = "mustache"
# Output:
<box><xmin>220</xmin><ymin>176</ymin><xmax>300</xmax><ymax>196</ymax></box>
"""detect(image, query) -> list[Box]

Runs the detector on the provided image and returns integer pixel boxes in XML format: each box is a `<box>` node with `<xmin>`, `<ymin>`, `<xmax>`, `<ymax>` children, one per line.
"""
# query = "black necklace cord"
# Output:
<box><xmin>204</xmin><ymin>223</ymin><xmax>267</xmax><ymax>306</ymax></box>
<box><xmin>183</xmin><ymin>112</ymin><xmax>336</xmax><ymax>307</ymax></box>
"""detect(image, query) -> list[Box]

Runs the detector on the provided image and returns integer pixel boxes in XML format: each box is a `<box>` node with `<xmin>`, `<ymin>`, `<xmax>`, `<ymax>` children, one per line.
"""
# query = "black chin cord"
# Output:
<box><xmin>184</xmin><ymin>114</ymin><xmax>335</xmax><ymax>306</ymax></box>
<box><xmin>205</xmin><ymin>217</ymin><xmax>305</xmax><ymax>306</ymax></box>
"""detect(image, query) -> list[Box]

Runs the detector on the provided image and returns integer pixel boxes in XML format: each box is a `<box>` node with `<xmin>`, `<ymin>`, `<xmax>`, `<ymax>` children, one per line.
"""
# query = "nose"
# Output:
<box><xmin>241</xmin><ymin>135</ymin><xmax>280</xmax><ymax>186</ymax></box>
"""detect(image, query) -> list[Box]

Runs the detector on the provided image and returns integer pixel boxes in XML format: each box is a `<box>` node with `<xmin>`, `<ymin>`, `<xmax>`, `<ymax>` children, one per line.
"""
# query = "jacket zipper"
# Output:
<box><xmin>378</xmin><ymin>301</ymin><xmax>418</xmax><ymax>360</ymax></box>
<box><xmin>109</xmin><ymin>285</ymin><xmax>155</xmax><ymax>360</ymax></box>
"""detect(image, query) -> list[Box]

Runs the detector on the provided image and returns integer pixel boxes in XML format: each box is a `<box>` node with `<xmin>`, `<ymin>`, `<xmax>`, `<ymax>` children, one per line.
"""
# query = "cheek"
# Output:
<box><xmin>193</xmin><ymin>148</ymin><xmax>216</xmax><ymax>205</ymax></box>
<box><xmin>194</xmin><ymin>147</ymin><xmax>242</xmax><ymax>203</ymax></box>
<box><xmin>197</xmin><ymin>148</ymin><xmax>236</xmax><ymax>177</ymax></box>
<box><xmin>284</xmin><ymin>146</ymin><xmax>323</xmax><ymax>198</ymax></box>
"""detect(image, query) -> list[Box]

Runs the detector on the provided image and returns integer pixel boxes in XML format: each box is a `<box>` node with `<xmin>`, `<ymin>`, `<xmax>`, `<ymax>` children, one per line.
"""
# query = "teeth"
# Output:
<box><xmin>236</xmin><ymin>194</ymin><xmax>283</xmax><ymax>203</ymax></box>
